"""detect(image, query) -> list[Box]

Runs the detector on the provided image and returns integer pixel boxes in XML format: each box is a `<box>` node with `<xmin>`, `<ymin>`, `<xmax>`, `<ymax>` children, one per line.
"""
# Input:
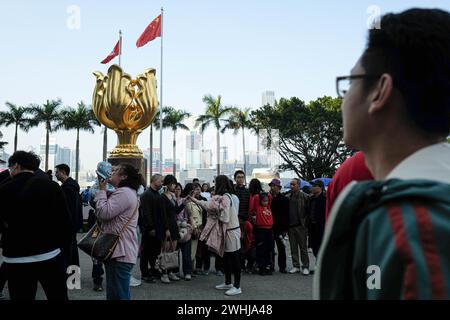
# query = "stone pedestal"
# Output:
<box><xmin>107</xmin><ymin>157</ymin><xmax>147</xmax><ymax>185</ymax></box>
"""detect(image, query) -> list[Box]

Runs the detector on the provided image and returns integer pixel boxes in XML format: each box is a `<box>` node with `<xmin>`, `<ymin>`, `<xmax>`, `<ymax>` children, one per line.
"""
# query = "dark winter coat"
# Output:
<box><xmin>271</xmin><ymin>192</ymin><xmax>290</xmax><ymax>236</ymax></box>
<box><xmin>61</xmin><ymin>177</ymin><xmax>83</xmax><ymax>233</ymax></box>
<box><xmin>0</xmin><ymin>172</ymin><xmax>72</xmax><ymax>258</ymax></box>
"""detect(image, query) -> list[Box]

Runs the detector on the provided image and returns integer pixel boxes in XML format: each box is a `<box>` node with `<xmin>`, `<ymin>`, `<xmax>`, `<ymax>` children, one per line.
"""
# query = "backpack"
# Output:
<box><xmin>316</xmin><ymin>178</ymin><xmax>450</xmax><ymax>300</ymax></box>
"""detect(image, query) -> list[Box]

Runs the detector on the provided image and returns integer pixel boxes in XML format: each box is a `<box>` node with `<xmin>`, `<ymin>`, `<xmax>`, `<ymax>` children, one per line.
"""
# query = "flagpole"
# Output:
<box><xmin>159</xmin><ymin>7</ymin><xmax>164</xmax><ymax>175</ymax></box>
<box><xmin>119</xmin><ymin>30</ymin><xmax>122</xmax><ymax>67</ymax></box>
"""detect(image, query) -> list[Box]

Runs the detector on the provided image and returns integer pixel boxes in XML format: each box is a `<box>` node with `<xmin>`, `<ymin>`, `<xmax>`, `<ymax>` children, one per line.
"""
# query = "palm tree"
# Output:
<box><xmin>0</xmin><ymin>102</ymin><xmax>33</xmax><ymax>152</ymax></box>
<box><xmin>0</xmin><ymin>131</ymin><xmax>7</xmax><ymax>150</ymax></box>
<box><xmin>249</xmin><ymin>113</ymin><xmax>263</xmax><ymax>165</ymax></box>
<box><xmin>155</xmin><ymin>107</ymin><xmax>190</xmax><ymax>175</ymax></box>
<box><xmin>59</xmin><ymin>101</ymin><xmax>97</xmax><ymax>181</ymax></box>
<box><xmin>29</xmin><ymin>99</ymin><xmax>63</xmax><ymax>171</ymax></box>
<box><xmin>222</xmin><ymin>107</ymin><xmax>252</xmax><ymax>176</ymax></box>
<box><xmin>196</xmin><ymin>94</ymin><xmax>234</xmax><ymax>177</ymax></box>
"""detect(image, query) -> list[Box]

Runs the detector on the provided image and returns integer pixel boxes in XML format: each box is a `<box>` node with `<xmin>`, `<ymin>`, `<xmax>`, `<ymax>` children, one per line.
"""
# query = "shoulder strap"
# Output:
<box><xmin>225</xmin><ymin>193</ymin><xmax>233</xmax><ymax>206</ymax></box>
<box><xmin>117</xmin><ymin>198</ymin><xmax>139</xmax><ymax>239</ymax></box>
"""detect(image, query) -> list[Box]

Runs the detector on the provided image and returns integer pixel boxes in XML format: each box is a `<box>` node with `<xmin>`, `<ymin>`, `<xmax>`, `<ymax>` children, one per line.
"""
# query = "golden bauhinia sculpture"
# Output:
<box><xmin>92</xmin><ymin>65</ymin><xmax>158</xmax><ymax>158</ymax></box>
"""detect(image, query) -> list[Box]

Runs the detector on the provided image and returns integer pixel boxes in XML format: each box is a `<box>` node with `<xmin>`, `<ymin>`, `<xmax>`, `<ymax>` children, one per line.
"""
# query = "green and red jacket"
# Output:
<box><xmin>314</xmin><ymin>179</ymin><xmax>450</xmax><ymax>300</ymax></box>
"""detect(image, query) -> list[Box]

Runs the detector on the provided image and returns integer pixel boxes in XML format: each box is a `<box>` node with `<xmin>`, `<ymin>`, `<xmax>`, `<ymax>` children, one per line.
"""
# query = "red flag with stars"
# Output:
<box><xmin>136</xmin><ymin>14</ymin><xmax>162</xmax><ymax>48</ymax></box>
<box><xmin>101</xmin><ymin>40</ymin><xmax>120</xmax><ymax>64</ymax></box>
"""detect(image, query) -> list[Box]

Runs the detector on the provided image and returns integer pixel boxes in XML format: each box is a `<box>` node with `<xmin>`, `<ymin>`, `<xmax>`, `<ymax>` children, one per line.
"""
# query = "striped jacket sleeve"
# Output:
<box><xmin>352</xmin><ymin>200</ymin><xmax>450</xmax><ymax>300</ymax></box>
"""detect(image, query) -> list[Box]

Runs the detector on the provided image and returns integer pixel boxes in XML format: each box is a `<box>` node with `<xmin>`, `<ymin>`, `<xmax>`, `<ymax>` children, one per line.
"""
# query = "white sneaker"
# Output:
<box><xmin>215</xmin><ymin>283</ymin><xmax>234</xmax><ymax>290</ymax></box>
<box><xmin>130</xmin><ymin>276</ymin><xmax>142</xmax><ymax>287</ymax></box>
<box><xmin>168</xmin><ymin>272</ymin><xmax>180</xmax><ymax>281</ymax></box>
<box><xmin>289</xmin><ymin>267</ymin><xmax>300</xmax><ymax>274</ymax></box>
<box><xmin>225</xmin><ymin>287</ymin><xmax>242</xmax><ymax>296</ymax></box>
<box><xmin>161</xmin><ymin>274</ymin><xmax>171</xmax><ymax>284</ymax></box>
<box><xmin>185</xmin><ymin>274</ymin><xmax>192</xmax><ymax>281</ymax></box>
<box><xmin>302</xmin><ymin>268</ymin><xmax>310</xmax><ymax>276</ymax></box>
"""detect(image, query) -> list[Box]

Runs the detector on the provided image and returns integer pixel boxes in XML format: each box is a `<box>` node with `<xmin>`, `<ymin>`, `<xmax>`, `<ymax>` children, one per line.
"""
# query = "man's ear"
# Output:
<box><xmin>368</xmin><ymin>73</ymin><xmax>393</xmax><ymax>115</ymax></box>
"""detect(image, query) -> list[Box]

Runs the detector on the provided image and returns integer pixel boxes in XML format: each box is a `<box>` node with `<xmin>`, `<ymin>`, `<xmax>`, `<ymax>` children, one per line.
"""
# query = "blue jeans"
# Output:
<box><xmin>104</xmin><ymin>259</ymin><xmax>134</xmax><ymax>300</ymax></box>
<box><xmin>179</xmin><ymin>240</ymin><xmax>192</xmax><ymax>275</ymax></box>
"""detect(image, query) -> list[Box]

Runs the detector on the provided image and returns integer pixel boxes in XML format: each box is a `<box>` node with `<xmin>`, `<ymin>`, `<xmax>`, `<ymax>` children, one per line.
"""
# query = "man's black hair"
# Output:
<box><xmin>164</xmin><ymin>174</ymin><xmax>177</xmax><ymax>186</ymax></box>
<box><xmin>8</xmin><ymin>151</ymin><xmax>40</xmax><ymax>171</ymax></box>
<box><xmin>55</xmin><ymin>163</ymin><xmax>70</xmax><ymax>176</ymax></box>
<box><xmin>234</xmin><ymin>170</ymin><xmax>245</xmax><ymax>180</ymax></box>
<box><xmin>362</xmin><ymin>8</ymin><xmax>450</xmax><ymax>137</ymax></box>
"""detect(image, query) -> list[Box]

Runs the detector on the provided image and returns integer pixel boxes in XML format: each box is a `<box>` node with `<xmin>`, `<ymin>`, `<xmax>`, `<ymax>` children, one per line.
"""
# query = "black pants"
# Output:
<box><xmin>92</xmin><ymin>260</ymin><xmax>104</xmax><ymax>285</ymax></box>
<box><xmin>0</xmin><ymin>262</ymin><xmax>7</xmax><ymax>291</ymax></box>
<box><xmin>6</xmin><ymin>253</ymin><xmax>68</xmax><ymax>300</ymax></box>
<box><xmin>240</xmin><ymin>241</ymin><xmax>256</xmax><ymax>271</ymax></box>
<box><xmin>223</xmin><ymin>250</ymin><xmax>241</xmax><ymax>289</ymax></box>
<box><xmin>273</xmin><ymin>234</ymin><xmax>287</xmax><ymax>271</ymax></box>
<box><xmin>309</xmin><ymin>222</ymin><xmax>324</xmax><ymax>258</ymax></box>
<box><xmin>69</xmin><ymin>233</ymin><xmax>80</xmax><ymax>267</ymax></box>
<box><xmin>195</xmin><ymin>240</ymin><xmax>211</xmax><ymax>271</ymax></box>
<box><xmin>214</xmin><ymin>254</ymin><xmax>224</xmax><ymax>272</ymax></box>
<box><xmin>139</xmin><ymin>232</ymin><xmax>162</xmax><ymax>277</ymax></box>
<box><xmin>255</xmin><ymin>228</ymin><xmax>274</xmax><ymax>270</ymax></box>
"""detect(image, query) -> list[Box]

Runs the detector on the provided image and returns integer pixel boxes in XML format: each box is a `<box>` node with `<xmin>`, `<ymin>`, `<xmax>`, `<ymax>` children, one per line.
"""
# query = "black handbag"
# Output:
<box><xmin>78</xmin><ymin>203</ymin><xmax>138</xmax><ymax>261</ymax></box>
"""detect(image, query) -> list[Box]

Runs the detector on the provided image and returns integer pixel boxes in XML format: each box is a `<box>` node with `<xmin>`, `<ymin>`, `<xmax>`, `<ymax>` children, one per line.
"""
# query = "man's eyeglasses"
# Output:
<box><xmin>336</xmin><ymin>74</ymin><xmax>381</xmax><ymax>98</ymax></box>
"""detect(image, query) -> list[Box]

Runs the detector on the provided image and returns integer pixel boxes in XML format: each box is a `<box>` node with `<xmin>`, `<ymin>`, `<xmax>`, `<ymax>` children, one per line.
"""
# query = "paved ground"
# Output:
<box><xmin>1</xmin><ymin>236</ymin><xmax>314</xmax><ymax>300</ymax></box>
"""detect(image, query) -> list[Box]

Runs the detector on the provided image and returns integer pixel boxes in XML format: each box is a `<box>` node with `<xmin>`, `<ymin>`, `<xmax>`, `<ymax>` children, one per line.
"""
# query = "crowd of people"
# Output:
<box><xmin>0</xmin><ymin>151</ymin><xmax>330</xmax><ymax>300</ymax></box>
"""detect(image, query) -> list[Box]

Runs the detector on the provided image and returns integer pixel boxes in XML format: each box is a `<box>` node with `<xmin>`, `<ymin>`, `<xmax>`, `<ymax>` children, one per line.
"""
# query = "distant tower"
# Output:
<box><xmin>262</xmin><ymin>90</ymin><xmax>275</xmax><ymax>107</ymax></box>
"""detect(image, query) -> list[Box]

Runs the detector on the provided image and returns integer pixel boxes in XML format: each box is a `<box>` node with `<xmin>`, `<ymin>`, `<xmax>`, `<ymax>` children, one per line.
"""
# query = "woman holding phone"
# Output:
<box><xmin>95</xmin><ymin>164</ymin><xmax>140</xmax><ymax>300</ymax></box>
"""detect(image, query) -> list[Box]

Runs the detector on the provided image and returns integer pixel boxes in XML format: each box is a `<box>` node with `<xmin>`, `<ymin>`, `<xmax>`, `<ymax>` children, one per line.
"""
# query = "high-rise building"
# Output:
<box><xmin>39</xmin><ymin>137</ymin><xmax>58</xmax><ymax>170</ymax></box>
<box><xmin>39</xmin><ymin>137</ymin><xmax>79</xmax><ymax>174</ymax></box>
<box><xmin>185</xmin><ymin>131</ymin><xmax>201</xmax><ymax>170</ymax></box>
<box><xmin>201</xmin><ymin>149</ymin><xmax>213</xmax><ymax>168</ymax></box>
<box><xmin>220</xmin><ymin>146</ymin><xmax>229</xmax><ymax>164</ymax></box>
<box><xmin>0</xmin><ymin>149</ymin><xmax>9</xmax><ymax>169</ymax></box>
<box><xmin>144</xmin><ymin>147</ymin><xmax>161</xmax><ymax>173</ymax></box>
<box><xmin>262</xmin><ymin>90</ymin><xmax>275</xmax><ymax>107</ymax></box>
<box><xmin>56</xmin><ymin>146</ymin><xmax>72</xmax><ymax>168</ymax></box>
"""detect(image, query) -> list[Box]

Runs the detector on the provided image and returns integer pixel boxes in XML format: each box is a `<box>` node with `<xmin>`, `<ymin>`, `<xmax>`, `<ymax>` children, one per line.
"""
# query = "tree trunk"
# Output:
<box><xmin>173</xmin><ymin>129</ymin><xmax>176</xmax><ymax>176</ymax></box>
<box><xmin>149</xmin><ymin>124</ymin><xmax>153</xmax><ymax>182</ymax></box>
<box><xmin>102</xmin><ymin>126</ymin><xmax>107</xmax><ymax>161</ymax></box>
<box><xmin>242</xmin><ymin>127</ymin><xmax>246</xmax><ymax>182</ymax></box>
<box><xmin>76</xmin><ymin>128</ymin><xmax>80</xmax><ymax>182</ymax></box>
<box><xmin>201</xmin><ymin>129</ymin><xmax>204</xmax><ymax>168</ymax></box>
<box><xmin>45</xmin><ymin>125</ymin><xmax>50</xmax><ymax>171</ymax></box>
<box><xmin>256</xmin><ymin>131</ymin><xmax>260</xmax><ymax>165</ymax></box>
<box><xmin>216</xmin><ymin>128</ymin><xmax>220</xmax><ymax>177</ymax></box>
<box><xmin>14</xmin><ymin>123</ymin><xmax>18</xmax><ymax>152</ymax></box>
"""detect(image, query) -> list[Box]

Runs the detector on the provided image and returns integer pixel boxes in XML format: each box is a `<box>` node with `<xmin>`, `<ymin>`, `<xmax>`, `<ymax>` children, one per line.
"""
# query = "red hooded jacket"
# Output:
<box><xmin>251</xmin><ymin>193</ymin><xmax>273</xmax><ymax>229</ymax></box>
